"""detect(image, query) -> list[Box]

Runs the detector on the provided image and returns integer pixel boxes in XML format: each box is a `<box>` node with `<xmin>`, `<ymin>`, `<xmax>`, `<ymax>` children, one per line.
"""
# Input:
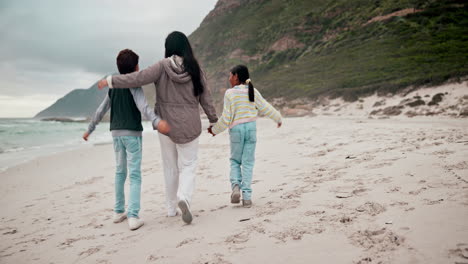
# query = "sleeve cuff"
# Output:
<box><xmin>152</xmin><ymin>119</ymin><xmax>161</xmax><ymax>130</ymax></box>
<box><xmin>106</xmin><ymin>75</ymin><xmax>113</xmax><ymax>89</ymax></box>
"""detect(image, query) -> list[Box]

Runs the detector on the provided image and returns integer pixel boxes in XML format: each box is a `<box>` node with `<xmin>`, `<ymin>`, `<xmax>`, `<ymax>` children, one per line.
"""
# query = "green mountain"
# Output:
<box><xmin>36</xmin><ymin>0</ymin><xmax>467</xmax><ymax>118</ymax></box>
<box><xmin>189</xmin><ymin>0</ymin><xmax>468</xmax><ymax>102</ymax></box>
<box><xmin>34</xmin><ymin>80</ymin><xmax>109</xmax><ymax>118</ymax></box>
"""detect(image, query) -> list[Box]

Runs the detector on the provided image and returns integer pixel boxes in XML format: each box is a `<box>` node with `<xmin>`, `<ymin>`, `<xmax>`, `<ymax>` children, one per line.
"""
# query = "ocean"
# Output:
<box><xmin>0</xmin><ymin>118</ymin><xmax>154</xmax><ymax>172</ymax></box>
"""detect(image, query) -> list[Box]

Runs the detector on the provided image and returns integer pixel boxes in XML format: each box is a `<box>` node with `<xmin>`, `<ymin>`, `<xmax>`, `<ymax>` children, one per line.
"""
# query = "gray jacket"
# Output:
<box><xmin>108</xmin><ymin>55</ymin><xmax>218</xmax><ymax>144</ymax></box>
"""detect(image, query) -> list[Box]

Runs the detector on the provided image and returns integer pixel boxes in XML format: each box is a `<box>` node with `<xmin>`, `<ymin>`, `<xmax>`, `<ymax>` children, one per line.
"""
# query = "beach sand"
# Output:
<box><xmin>1</xmin><ymin>116</ymin><xmax>467</xmax><ymax>264</ymax></box>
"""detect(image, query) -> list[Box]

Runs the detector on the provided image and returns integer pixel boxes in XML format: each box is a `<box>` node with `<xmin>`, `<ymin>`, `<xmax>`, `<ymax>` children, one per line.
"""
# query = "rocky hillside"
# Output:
<box><xmin>36</xmin><ymin>0</ymin><xmax>467</xmax><ymax>119</ymax></box>
<box><xmin>189</xmin><ymin>0</ymin><xmax>468</xmax><ymax>103</ymax></box>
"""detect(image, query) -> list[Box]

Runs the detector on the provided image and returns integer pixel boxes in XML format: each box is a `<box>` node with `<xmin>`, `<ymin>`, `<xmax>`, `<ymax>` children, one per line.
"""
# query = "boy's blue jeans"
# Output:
<box><xmin>229</xmin><ymin>122</ymin><xmax>256</xmax><ymax>200</ymax></box>
<box><xmin>113</xmin><ymin>136</ymin><xmax>142</xmax><ymax>218</ymax></box>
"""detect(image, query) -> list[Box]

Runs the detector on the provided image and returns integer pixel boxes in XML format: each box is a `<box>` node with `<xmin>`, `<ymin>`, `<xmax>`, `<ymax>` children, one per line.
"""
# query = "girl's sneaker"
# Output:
<box><xmin>178</xmin><ymin>199</ymin><xmax>193</xmax><ymax>224</ymax></box>
<box><xmin>231</xmin><ymin>185</ymin><xmax>241</xmax><ymax>204</ymax></box>
<box><xmin>242</xmin><ymin>200</ymin><xmax>252</xmax><ymax>208</ymax></box>
<box><xmin>128</xmin><ymin>217</ymin><xmax>144</xmax><ymax>230</ymax></box>
<box><xmin>113</xmin><ymin>212</ymin><xmax>127</xmax><ymax>223</ymax></box>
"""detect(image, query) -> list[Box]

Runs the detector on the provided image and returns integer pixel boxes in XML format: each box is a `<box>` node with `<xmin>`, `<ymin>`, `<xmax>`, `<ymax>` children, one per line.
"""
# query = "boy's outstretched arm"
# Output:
<box><xmin>130</xmin><ymin>87</ymin><xmax>170</xmax><ymax>134</ymax></box>
<box><xmin>83</xmin><ymin>95</ymin><xmax>111</xmax><ymax>141</ymax></box>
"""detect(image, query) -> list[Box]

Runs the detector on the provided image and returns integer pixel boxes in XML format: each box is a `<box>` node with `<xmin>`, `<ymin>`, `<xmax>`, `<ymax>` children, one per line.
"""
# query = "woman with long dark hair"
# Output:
<box><xmin>98</xmin><ymin>31</ymin><xmax>218</xmax><ymax>224</ymax></box>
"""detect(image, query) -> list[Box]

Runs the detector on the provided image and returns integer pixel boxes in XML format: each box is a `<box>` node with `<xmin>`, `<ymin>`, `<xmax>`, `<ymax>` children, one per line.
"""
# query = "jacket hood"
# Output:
<box><xmin>162</xmin><ymin>55</ymin><xmax>192</xmax><ymax>84</ymax></box>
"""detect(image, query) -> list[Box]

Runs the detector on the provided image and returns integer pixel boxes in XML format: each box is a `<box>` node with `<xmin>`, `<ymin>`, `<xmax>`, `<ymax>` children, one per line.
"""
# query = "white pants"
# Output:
<box><xmin>158</xmin><ymin>133</ymin><xmax>199</xmax><ymax>214</ymax></box>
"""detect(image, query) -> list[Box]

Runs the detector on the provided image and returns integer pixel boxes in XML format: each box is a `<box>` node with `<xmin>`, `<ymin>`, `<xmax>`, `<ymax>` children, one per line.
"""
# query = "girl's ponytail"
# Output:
<box><xmin>231</xmin><ymin>65</ymin><xmax>255</xmax><ymax>102</ymax></box>
<box><xmin>246</xmin><ymin>79</ymin><xmax>254</xmax><ymax>102</ymax></box>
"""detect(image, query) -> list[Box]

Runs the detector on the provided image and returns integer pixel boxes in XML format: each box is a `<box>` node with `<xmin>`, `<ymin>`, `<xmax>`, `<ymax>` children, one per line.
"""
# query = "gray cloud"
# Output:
<box><xmin>1</xmin><ymin>0</ymin><xmax>216</xmax><ymax>73</ymax></box>
<box><xmin>0</xmin><ymin>0</ymin><xmax>217</xmax><ymax>117</ymax></box>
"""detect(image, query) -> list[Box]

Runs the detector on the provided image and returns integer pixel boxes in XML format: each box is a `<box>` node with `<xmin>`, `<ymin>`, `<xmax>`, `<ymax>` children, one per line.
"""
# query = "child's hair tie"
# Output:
<box><xmin>245</xmin><ymin>79</ymin><xmax>251</xmax><ymax>84</ymax></box>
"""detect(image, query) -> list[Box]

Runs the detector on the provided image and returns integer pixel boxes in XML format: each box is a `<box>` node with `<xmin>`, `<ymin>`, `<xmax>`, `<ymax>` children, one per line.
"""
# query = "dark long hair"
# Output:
<box><xmin>165</xmin><ymin>31</ymin><xmax>203</xmax><ymax>96</ymax></box>
<box><xmin>231</xmin><ymin>65</ymin><xmax>254</xmax><ymax>102</ymax></box>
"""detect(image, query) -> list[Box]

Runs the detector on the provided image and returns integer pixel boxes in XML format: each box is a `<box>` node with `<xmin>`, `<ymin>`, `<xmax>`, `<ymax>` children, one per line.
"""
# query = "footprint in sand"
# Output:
<box><xmin>78</xmin><ymin>246</ymin><xmax>103</xmax><ymax>257</ymax></box>
<box><xmin>365</xmin><ymin>162</ymin><xmax>394</xmax><ymax>169</ymax></box>
<box><xmin>373</xmin><ymin>177</ymin><xmax>392</xmax><ymax>184</ymax></box>
<box><xmin>304</xmin><ymin>210</ymin><xmax>325</xmax><ymax>217</ymax></box>
<box><xmin>408</xmin><ymin>187</ymin><xmax>427</xmax><ymax>195</ymax></box>
<box><xmin>355</xmin><ymin>202</ymin><xmax>386</xmax><ymax>216</ymax></box>
<box><xmin>352</xmin><ymin>188</ymin><xmax>368</xmax><ymax>196</ymax></box>
<box><xmin>225</xmin><ymin>231</ymin><xmax>249</xmax><ymax>245</ymax></box>
<box><xmin>146</xmin><ymin>255</ymin><xmax>169</xmax><ymax>262</ymax></box>
<box><xmin>270</xmin><ymin>224</ymin><xmax>323</xmax><ymax>243</ymax></box>
<box><xmin>280</xmin><ymin>190</ymin><xmax>303</xmax><ymax>200</ymax></box>
<box><xmin>389</xmin><ymin>201</ymin><xmax>409</xmax><ymax>208</ymax></box>
<box><xmin>356</xmin><ymin>257</ymin><xmax>373</xmax><ymax>264</ymax></box>
<box><xmin>255</xmin><ymin>200</ymin><xmax>300</xmax><ymax>217</ymax></box>
<box><xmin>448</xmin><ymin>243</ymin><xmax>468</xmax><ymax>262</ymax></box>
<box><xmin>2</xmin><ymin>228</ymin><xmax>18</xmax><ymax>235</ymax></box>
<box><xmin>334</xmin><ymin>186</ymin><xmax>367</xmax><ymax>199</ymax></box>
<box><xmin>84</xmin><ymin>192</ymin><xmax>99</xmax><ymax>200</ymax></box>
<box><xmin>196</xmin><ymin>253</ymin><xmax>231</xmax><ymax>264</ymax></box>
<box><xmin>79</xmin><ymin>219</ymin><xmax>104</xmax><ymax>229</ymax></box>
<box><xmin>58</xmin><ymin>235</ymin><xmax>96</xmax><ymax>249</ymax></box>
<box><xmin>349</xmin><ymin>228</ymin><xmax>405</xmax><ymax>261</ymax></box>
<box><xmin>339</xmin><ymin>216</ymin><xmax>353</xmax><ymax>224</ymax></box>
<box><xmin>424</xmin><ymin>198</ymin><xmax>444</xmax><ymax>205</ymax></box>
<box><xmin>210</xmin><ymin>205</ymin><xmax>227</xmax><ymax>212</ymax></box>
<box><xmin>387</xmin><ymin>186</ymin><xmax>401</xmax><ymax>193</ymax></box>
<box><xmin>269</xmin><ymin>188</ymin><xmax>283</xmax><ymax>193</ymax></box>
<box><xmin>106</xmin><ymin>249</ymin><xmax>118</xmax><ymax>255</ymax></box>
<box><xmin>176</xmin><ymin>237</ymin><xmax>199</xmax><ymax>248</ymax></box>
<box><xmin>15</xmin><ymin>236</ymin><xmax>47</xmax><ymax>246</ymax></box>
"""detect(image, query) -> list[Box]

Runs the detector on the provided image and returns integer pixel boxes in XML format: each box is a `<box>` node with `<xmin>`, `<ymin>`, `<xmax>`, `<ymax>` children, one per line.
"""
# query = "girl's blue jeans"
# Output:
<box><xmin>229</xmin><ymin>122</ymin><xmax>256</xmax><ymax>200</ymax></box>
<box><xmin>113</xmin><ymin>136</ymin><xmax>142</xmax><ymax>218</ymax></box>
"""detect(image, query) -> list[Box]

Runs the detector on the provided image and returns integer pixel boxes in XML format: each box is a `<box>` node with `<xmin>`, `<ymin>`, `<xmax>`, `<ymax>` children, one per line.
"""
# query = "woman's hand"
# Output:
<box><xmin>207</xmin><ymin>126</ymin><xmax>215</xmax><ymax>136</ymax></box>
<box><xmin>277</xmin><ymin>122</ymin><xmax>282</xmax><ymax>128</ymax></box>
<box><xmin>98</xmin><ymin>79</ymin><xmax>108</xmax><ymax>90</ymax></box>
<box><xmin>157</xmin><ymin>120</ymin><xmax>170</xmax><ymax>134</ymax></box>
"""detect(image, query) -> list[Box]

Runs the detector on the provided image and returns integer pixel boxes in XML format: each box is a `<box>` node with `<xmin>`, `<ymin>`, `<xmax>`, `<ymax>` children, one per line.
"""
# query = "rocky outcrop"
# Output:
<box><xmin>428</xmin><ymin>93</ymin><xmax>445</xmax><ymax>106</ymax></box>
<box><xmin>228</xmin><ymin>48</ymin><xmax>261</xmax><ymax>62</ymax></box>
<box><xmin>364</xmin><ymin>8</ymin><xmax>423</xmax><ymax>26</ymax></box>
<box><xmin>269</xmin><ymin>36</ymin><xmax>305</xmax><ymax>52</ymax></box>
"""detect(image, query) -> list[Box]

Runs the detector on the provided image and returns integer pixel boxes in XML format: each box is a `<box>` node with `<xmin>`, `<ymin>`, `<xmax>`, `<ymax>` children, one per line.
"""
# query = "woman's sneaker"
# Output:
<box><xmin>231</xmin><ymin>185</ymin><xmax>241</xmax><ymax>204</ymax></box>
<box><xmin>242</xmin><ymin>200</ymin><xmax>252</xmax><ymax>208</ymax></box>
<box><xmin>113</xmin><ymin>212</ymin><xmax>127</xmax><ymax>223</ymax></box>
<box><xmin>177</xmin><ymin>199</ymin><xmax>193</xmax><ymax>224</ymax></box>
<box><xmin>128</xmin><ymin>217</ymin><xmax>144</xmax><ymax>230</ymax></box>
<box><xmin>167</xmin><ymin>209</ymin><xmax>178</xmax><ymax>217</ymax></box>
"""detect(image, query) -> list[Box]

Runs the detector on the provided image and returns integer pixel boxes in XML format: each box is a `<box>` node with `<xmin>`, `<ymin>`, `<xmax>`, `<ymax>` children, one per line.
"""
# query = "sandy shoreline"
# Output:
<box><xmin>1</xmin><ymin>116</ymin><xmax>467</xmax><ymax>263</ymax></box>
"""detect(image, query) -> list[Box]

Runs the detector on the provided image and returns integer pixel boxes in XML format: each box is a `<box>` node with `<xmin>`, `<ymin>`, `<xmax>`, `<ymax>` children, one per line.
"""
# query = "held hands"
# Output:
<box><xmin>157</xmin><ymin>120</ymin><xmax>170</xmax><ymax>134</ymax></box>
<box><xmin>82</xmin><ymin>132</ymin><xmax>90</xmax><ymax>141</ymax></box>
<box><xmin>207</xmin><ymin>126</ymin><xmax>215</xmax><ymax>136</ymax></box>
<box><xmin>97</xmin><ymin>79</ymin><xmax>108</xmax><ymax>90</ymax></box>
<box><xmin>277</xmin><ymin>122</ymin><xmax>282</xmax><ymax>128</ymax></box>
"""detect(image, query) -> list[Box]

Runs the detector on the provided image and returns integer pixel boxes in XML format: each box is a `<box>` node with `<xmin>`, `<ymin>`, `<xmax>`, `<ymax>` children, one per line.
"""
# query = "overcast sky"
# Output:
<box><xmin>0</xmin><ymin>0</ymin><xmax>217</xmax><ymax>117</ymax></box>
